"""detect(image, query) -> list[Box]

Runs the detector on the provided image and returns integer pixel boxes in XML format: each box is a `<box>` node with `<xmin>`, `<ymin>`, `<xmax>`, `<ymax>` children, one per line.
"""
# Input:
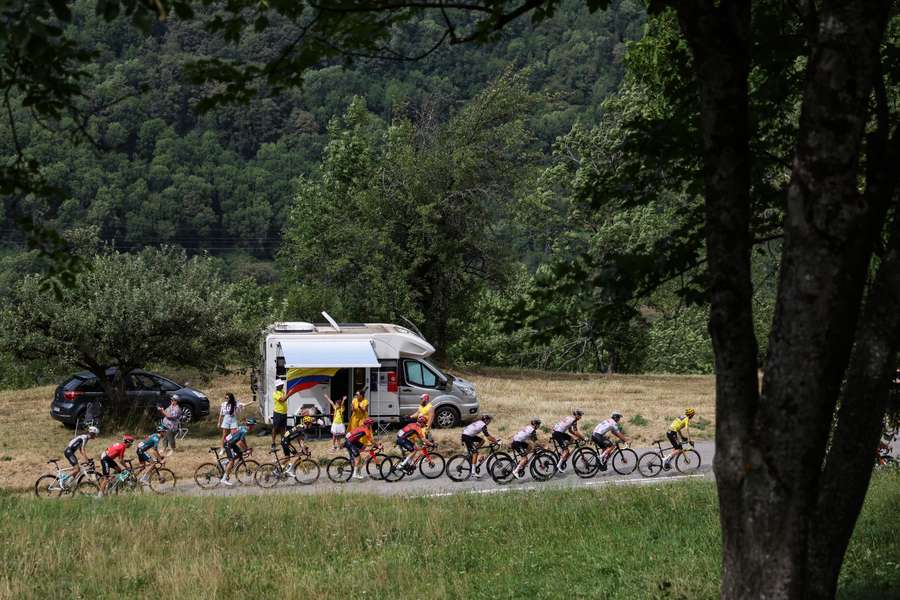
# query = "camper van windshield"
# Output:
<box><xmin>421</xmin><ymin>359</ymin><xmax>450</xmax><ymax>385</ymax></box>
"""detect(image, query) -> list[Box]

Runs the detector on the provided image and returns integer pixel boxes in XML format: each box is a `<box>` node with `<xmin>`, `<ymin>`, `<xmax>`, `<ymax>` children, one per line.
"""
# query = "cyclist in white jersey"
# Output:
<box><xmin>592</xmin><ymin>411</ymin><xmax>629</xmax><ymax>470</ymax></box>
<box><xmin>511</xmin><ymin>418</ymin><xmax>542</xmax><ymax>479</ymax></box>
<box><xmin>552</xmin><ymin>410</ymin><xmax>584</xmax><ymax>472</ymax></box>
<box><xmin>63</xmin><ymin>426</ymin><xmax>99</xmax><ymax>484</ymax></box>
<box><xmin>461</xmin><ymin>415</ymin><xmax>499</xmax><ymax>478</ymax></box>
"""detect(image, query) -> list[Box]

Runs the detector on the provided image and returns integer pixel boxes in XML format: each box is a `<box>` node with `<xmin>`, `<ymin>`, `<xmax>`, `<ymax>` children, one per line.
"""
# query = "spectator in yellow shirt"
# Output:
<box><xmin>409</xmin><ymin>393</ymin><xmax>433</xmax><ymax>438</ymax></box>
<box><xmin>326</xmin><ymin>394</ymin><xmax>347</xmax><ymax>451</ymax></box>
<box><xmin>349</xmin><ymin>388</ymin><xmax>369</xmax><ymax>431</ymax></box>
<box><xmin>271</xmin><ymin>379</ymin><xmax>287</xmax><ymax>450</ymax></box>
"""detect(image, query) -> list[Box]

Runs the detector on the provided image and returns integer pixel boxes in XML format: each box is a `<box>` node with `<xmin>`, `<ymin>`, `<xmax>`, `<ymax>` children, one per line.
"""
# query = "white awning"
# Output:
<box><xmin>279</xmin><ymin>340</ymin><xmax>381</xmax><ymax>368</ymax></box>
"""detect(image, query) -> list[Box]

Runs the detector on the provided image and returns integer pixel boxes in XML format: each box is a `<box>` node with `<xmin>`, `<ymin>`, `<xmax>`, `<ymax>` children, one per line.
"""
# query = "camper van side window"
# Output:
<box><xmin>404</xmin><ymin>360</ymin><xmax>438</xmax><ymax>388</ymax></box>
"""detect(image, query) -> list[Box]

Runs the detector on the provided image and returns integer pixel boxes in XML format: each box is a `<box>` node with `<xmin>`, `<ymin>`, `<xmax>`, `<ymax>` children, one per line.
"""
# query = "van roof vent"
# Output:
<box><xmin>273</xmin><ymin>322</ymin><xmax>316</xmax><ymax>332</ymax></box>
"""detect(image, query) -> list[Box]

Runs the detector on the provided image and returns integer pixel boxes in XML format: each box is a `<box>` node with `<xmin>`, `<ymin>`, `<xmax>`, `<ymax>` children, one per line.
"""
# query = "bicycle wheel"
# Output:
<box><xmin>675</xmin><ymin>449</ymin><xmax>702</xmax><ymax>473</ymax></box>
<box><xmin>194</xmin><ymin>462</ymin><xmax>222</xmax><ymax>489</ymax></box>
<box><xmin>74</xmin><ymin>478</ymin><xmax>99</xmax><ymax>497</ymax></box>
<box><xmin>114</xmin><ymin>475</ymin><xmax>142</xmax><ymax>495</ymax></box>
<box><xmin>327</xmin><ymin>456</ymin><xmax>354</xmax><ymax>483</ymax></box>
<box><xmin>255</xmin><ymin>463</ymin><xmax>281</xmax><ymax>488</ymax></box>
<box><xmin>292</xmin><ymin>459</ymin><xmax>320</xmax><ymax>485</ymax></box>
<box><xmin>236</xmin><ymin>459</ymin><xmax>260</xmax><ymax>485</ymax></box>
<box><xmin>530</xmin><ymin>451</ymin><xmax>557</xmax><ymax>481</ymax></box>
<box><xmin>34</xmin><ymin>474</ymin><xmax>62</xmax><ymax>498</ymax></box>
<box><xmin>572</xmin><ymin>447</ymin><xmax>600</xmax><ymax>478</ymax></box>
<box><xmin>612</xmin><ymin>448</ymin><xmax>639</xmax><ymax>475</ymax></box>
<box><xmin>148</xmin><ymin>468</ymin><xmax>178</xmax><ymax>494</ymax></box>
<box><xmin>444</xmin><ymin>454</ymin><xmax>471</xmax><ymax>482</ymax></box>
<box><xmin>365</xmin><ymin>453</ymin><xmax>389</xmax><ymax>480</ymax></box>
<box><xmin>379</xmin><ymin>455</ymin><xmax>405</xmax><ymax>482</ymax></box>
<box><xmin>637</xmin><ymin>452</ymin><xmax>664</xmax><ymax>477</ymax></box>
<box><xmin>418</xmin><ymin>452</ymin><xmax>446</xmax><ymax>479</ymax></box>
<box><xmin>489</xmin><ymin>453</ymin><xmax>516</xmax><ymax>484</ymax></box>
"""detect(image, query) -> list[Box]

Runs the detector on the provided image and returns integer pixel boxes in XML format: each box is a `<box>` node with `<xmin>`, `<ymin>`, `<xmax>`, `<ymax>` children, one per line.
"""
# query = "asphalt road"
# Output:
<box><xmin>178</xmin><ymin>441</ymin><xmax>716</xmax><ymax>499</ymax></box>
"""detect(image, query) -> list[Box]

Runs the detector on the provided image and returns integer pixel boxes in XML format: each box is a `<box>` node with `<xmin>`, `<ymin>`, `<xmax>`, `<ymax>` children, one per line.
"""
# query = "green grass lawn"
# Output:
<box><xmin>0</xmin><ymin>473</ymin><xmax>897</xmax><ymax>599</ymax></box>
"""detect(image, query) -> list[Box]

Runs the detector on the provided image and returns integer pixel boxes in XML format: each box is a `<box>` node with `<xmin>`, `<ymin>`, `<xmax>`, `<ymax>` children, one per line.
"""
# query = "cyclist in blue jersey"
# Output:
<box><xmin>221</xmin><ymin>418</ymin><xmax>257</xmax><ymax>486</ymax></box>
<box><xmin>135</xmin><ymin>425</ymin><xmax>166</xmax><ymax>483</ymax></box>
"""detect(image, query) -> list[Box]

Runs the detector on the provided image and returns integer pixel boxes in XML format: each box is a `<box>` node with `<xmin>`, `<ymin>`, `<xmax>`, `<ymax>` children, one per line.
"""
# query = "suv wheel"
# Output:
<box><xmin>434</xmin><ymin>406</ymin><xmax>460</xmax><ymax>429</ymax></box>
<box><xmin>179</xmin><ymin>403</ymin><xmax>195</xmax><ymax>423</ymax></box>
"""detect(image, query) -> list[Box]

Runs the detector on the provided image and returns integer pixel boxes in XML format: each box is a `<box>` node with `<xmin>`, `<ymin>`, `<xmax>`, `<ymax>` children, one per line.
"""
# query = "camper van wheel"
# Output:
<box><xmin>433</xmin><ymin>406</ymin><xmax>460</xmax><ymax>429</ymax></box>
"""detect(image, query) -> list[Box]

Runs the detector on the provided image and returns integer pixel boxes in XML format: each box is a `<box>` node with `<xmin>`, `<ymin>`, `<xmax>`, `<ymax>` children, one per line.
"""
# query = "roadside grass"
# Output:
<box><xmin>0</xmin><ymin>369</ymin><xmax>715</xmax><ymax>492</ymax></box>
<box><xmin>0</xmin><ymin>473</ymin><xmax>897</xmax><ymax>599</ymax></box>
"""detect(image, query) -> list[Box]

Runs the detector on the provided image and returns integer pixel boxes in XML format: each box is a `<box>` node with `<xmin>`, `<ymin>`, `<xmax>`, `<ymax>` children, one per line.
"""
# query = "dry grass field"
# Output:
<box><xmin>0</xmin><ymin>369</ymin><xmax>715</xmax><ymax>492</ymax></box>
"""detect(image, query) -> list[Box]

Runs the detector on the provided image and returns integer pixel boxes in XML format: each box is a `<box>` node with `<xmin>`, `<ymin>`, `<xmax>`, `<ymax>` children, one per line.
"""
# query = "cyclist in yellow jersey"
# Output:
<box><xmin>664</xmin><ymin>408</ymin><xmax>696</xmax><ymax>470</ymax></box>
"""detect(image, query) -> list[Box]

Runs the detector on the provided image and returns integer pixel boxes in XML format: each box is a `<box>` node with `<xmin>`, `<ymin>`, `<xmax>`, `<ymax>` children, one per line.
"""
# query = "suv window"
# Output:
<box><xmin>404</xmin><ymin>360</ymin><xmax>437</xmax><ymax>388</ymax></box>
<box><xmin>153</xmin><ymin>376</ymin><xmax>180</xmax><ymax>392</ymax></box>
<box><xmin>78</xmin><ymin>378</ymin><xmax>103</xmax><ymax>393</ymax></box>
<box><xmin>132</xmin><ymin>374</ymin><xmax>159</xmax><ymax>390</ymax></box>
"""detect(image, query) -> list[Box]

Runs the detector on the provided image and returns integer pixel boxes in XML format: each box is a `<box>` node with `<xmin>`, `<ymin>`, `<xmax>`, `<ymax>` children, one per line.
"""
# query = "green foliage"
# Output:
<box><xmin>279</xmin><ymin>71</ymin><xmax>541</xmax><ymax>350</ymax></box>
<box><xmin>0</xmin><ymin>247</ymin><xmax>253</xmax><ymax>403</ymax></box>
<box><xmin>629</xmin><ymin>413</ymin><xmax>647</xmax><ymax>426</ymax></box>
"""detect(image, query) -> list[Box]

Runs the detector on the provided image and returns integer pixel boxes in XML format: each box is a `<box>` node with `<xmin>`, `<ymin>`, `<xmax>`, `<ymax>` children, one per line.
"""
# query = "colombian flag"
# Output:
<box><xmin>286</xmin><ymin>368</ymin><xmax>339</xmax><ymax>400</ymax></box>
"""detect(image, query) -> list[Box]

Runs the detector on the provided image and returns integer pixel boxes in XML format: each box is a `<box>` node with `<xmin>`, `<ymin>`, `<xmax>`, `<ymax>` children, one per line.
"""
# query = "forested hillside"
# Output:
<box><xmin>0</xmin><ymin>0</ymin><xmax>754</xmax><ymax>387</ymax></box>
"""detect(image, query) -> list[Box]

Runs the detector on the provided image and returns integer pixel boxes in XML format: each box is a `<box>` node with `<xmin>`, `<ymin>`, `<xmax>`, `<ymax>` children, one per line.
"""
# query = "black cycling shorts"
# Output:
<box><xmin>667</xmin><ymin>430</ymin><xmax>683</xmax><ymax>450</ymax></box>
<box><xmin>64</xmin><ymin>448</ymin><xmax>79</xmax><ymax>466</ymax></box>
<box><xmin>281</xmin><ymin>427</ymin><xmax>305</xmax><ymax>455</ymax></box>
<box><xmin>226</xmin><ymin>443</ymin><xmax>244</xmax><ymax>460</ymax></box>
<box><xmin>345</xmin><ymin>439</ymin><xmax>364</xmax><ymax>459</ymax></box>
<box><xmin>592</xmin><ymin>433</ymin><xmax>613</xmax><ymax>449</ymax></box>
<box><xmin>511</xmin><ymin>440</ymin><xmax>530</xmax><ymax>456</ymax></box>
<box><xmin>397</xmin><ymin>437</ymin><xmax>415</xmax><ymax>453</ymax></box>
<box><xmin>100</xmin><ymin>455</ymin><xmax>119</xmax><ymax>476</ymax></box>
<box><xmin>552</xmin><ymin>430</ymin><xmax>572</xmax><ymax>448</ymax></box>
<box><xmin>136</xmin><ymin>450</ymin><xmax>152</xmax><ymax>463</ymax></box>
<box><xmin>461</xmin><ymin>434</ymin><xmax>483</xmax><ymax>454</ymax></box>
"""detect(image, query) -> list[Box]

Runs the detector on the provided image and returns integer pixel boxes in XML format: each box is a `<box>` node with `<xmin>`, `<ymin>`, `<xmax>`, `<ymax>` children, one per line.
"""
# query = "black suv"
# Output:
<box><xmin>50</xmin><ymin>369</ymin><xmax>210</xmax><ymax>426</ymax></box>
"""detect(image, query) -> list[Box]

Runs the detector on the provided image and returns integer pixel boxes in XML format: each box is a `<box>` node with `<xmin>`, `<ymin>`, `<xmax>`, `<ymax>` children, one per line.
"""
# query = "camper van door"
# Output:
<box><xmin>368</xmin><ymin>361</ymin><xmax>399</xmax><ymax>420</ymax></box>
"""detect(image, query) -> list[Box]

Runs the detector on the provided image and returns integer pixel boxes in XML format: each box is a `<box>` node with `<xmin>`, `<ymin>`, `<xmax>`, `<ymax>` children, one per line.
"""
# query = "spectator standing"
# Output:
<box><xmin>218</xmin><ymin>392</ymin><xmax>255</xmax><ymax>443</ymax></box>
<box><xmin>271</xmin><ymin>379</ymin><xmax>288</xmax><ymax>451</ymax></box>
<box><xmin>326</xmin><ymin>394</ymin><xmax>347</xmax><ymax>451</ymax></box>
<box><xmin>348</xmin><ymin>388</ymin><xmax>369</xmax><ymax>431</ymax></box>
<box><xmin>158</xmin><ymin>395</ymin><xmax>183</xmax><ymax>454</ymax></box>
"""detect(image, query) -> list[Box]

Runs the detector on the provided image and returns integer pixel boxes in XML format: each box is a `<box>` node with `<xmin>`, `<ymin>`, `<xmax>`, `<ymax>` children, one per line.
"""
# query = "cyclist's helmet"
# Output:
<box><xmin>87</xmin><ymin>426</ymin><xmax>99</xmax><ymax>436</ymax></box>
<box><xmin>530</xmin><ymin>418</ymin><xmax>542</xmax><ymax>427</ymax></box>
<box><xmin>420</xmin><ymin>393</ymin><xmax>430</xmax><ymax>403</ymax></box>
<box><xmin>123</xmin><ymin>435</ymin><xmax>135</xmax><ymax>445</ymax></box>
<box><xmin>482</xmin><ymin>414</ymin><xmax>493</xmax><ymax>422</ymax></box>
<box><xmin>685</xmin><ymin>408</ymin><xmax>696</xmax><ymax>417</ymax></box>
<box><xmin>302</xmin><ymin>415</ymin><xmax>314</xmax><ymax>425</ymax></box>
<box><xmin>155</xmin><ymin>425</ymin><xmax>166</xmax><ymax>433</ymax></box>
<box><xmin>417</xmin><ymin>415</ymin><xmax>428</xmax><ymax>425</ymax></box>
<box><xmin>611</xmin><ymin>411</ymin><xmax>623</xmax><ymax>420</ymax></box>
<box><xmin>364</xmin><ymin>418</ymin><xmax>375</xmax><ymax>426</ymax></box>
<box><xmin>246</xmin><ymin>417</ymin><xmax>258</xmax><ymax>426</ymax></box>
<box><xmin>573</xmin><ymin>409</ymin><xmax>584</xmax><ymax>417</ymax></box>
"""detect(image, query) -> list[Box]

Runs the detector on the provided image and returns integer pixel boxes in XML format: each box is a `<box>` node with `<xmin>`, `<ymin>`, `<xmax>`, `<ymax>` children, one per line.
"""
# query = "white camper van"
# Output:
<box><xmin>254</xmin><ymin>314</ymin><xmax>479</xmax><ymax>429</ymax></box>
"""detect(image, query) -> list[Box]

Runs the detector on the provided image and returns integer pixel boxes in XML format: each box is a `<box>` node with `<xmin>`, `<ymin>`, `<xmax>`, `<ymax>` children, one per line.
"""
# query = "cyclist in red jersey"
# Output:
<box><xmin>345</xmin><ymin>418</ymin><xmax>375</xmax><ymax>479</ymax></box>
<box><xmin>396</xmin><ymin>416</ymin><xmax>428</xmax><ymax>473</ymax></box>
<box><xmin>99</xmin><ymin>435</ymin><xmax>134</xmax><ymax>494</ymax></box>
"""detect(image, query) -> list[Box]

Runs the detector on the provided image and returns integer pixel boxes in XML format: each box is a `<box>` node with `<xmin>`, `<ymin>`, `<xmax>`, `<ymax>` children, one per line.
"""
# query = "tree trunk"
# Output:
<box><xmin>675</xmin><ymin>1</ymin><xmax>891</xmax><ymax>597</ymax></box>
